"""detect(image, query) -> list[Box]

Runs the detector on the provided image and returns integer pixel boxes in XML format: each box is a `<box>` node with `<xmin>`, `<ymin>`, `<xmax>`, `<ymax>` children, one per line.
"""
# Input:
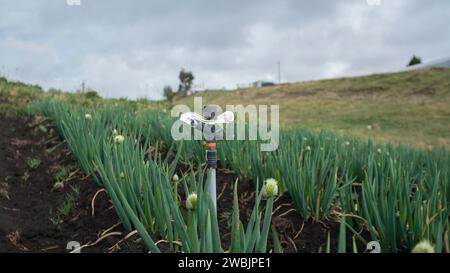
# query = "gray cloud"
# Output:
<box><xmin>0</xmin><ymin>0</ymin><xmax>449</xmax><ymax>99</ymax></box>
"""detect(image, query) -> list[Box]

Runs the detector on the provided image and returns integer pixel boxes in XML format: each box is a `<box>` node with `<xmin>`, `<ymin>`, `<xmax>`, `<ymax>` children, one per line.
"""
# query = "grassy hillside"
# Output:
<box><xmin>174</xmin><ymin>68</ymin><xmax>450</xmax><ymax>149</ymax></box>
<box><xmin>0</xmin><ymin>76</ymin><xmax>162</xmax><ymax>115</ymax></box>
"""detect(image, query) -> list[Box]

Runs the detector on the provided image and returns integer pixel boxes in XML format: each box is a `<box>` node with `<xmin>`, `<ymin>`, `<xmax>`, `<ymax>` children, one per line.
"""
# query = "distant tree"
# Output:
<box><xmin>177</xmin><ymin>69</ymin><xmax>195</xmax><ymax>96</ymax></box>
<box><xmin>85</xmin><ymin>89</ymin><xmax>100</xmax><ymax>99</ymax></box>
<box><xmin>407</xmin><ymin>55</ymin><xmax>422</xmax><ymax>67</ymax></box>
<box><xmin>163</xmin><ymin>85</ymin><xmax>174</xmax><ymax>102</ymax></box>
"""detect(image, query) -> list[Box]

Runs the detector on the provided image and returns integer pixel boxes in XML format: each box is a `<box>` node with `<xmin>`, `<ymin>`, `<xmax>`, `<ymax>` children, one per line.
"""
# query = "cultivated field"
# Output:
<box><xmin>0</xmin><ymin>69</ymin><xmax>449</xmax><ymax>253</ymax></box>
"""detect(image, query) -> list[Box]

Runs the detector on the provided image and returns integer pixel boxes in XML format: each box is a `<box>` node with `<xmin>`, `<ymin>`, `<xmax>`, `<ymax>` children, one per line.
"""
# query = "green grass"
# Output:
<box><xmin>50</xmin><ymin>186</ymin><xmax>80</xmax><ymax>225</ymax></box>
<box><xmin>0</xmin><ymin>76</ymin><xmax>164</xmax><ymax>116</ymax></box>
<box><xmin>174</xmin><ymin>68</ymin><xmax>450</xmax><ymax>149</ymax></box>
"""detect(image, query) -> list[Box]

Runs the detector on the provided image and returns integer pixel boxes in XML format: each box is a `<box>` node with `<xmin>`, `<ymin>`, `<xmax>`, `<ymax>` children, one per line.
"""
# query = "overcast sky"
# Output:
<box><xmin>0</xmin><ymin>0</ymin><xmax>449</xmax><ymax>99</ymax></box>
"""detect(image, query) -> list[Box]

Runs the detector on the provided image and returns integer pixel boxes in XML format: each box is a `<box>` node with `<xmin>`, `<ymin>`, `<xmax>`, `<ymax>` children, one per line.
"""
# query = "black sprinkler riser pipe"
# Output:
<box><xmin>206</xmin><ymin>149</ymin><xmax>217</xmax><ymax>169</ymax></box>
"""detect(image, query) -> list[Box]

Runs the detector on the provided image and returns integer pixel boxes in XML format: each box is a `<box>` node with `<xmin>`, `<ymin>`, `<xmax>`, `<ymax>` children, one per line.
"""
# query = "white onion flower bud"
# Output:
<box><xmin>186</xmin><ymin>193</ymin><xmax>198</xmax><ymax>210</ymax></box>
<box><xmin>114</xmin><ymin>135</ymin><xmax>125</xmax><ymax>144</ymax></box>
<box><xmin>412</xmin><ymin>240</ymin><xmax>434</xmax><ymax>253</ymax></box>
<box><xmin>173</xmin><ymin>174</ymin><xmax>179</xmax><ymax>182</ymax></box>
<box><xmin>262</xmin><ymin>178</ymin><xmax>278</xmax><ymax>198</ymax></box>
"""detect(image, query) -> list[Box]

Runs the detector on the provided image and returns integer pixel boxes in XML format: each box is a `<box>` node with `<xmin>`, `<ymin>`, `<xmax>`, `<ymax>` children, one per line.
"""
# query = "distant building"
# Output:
<box><xmin>252</xmin><ymin>80</ymin><xmax>275</xmax><ymax>88</ymax></box>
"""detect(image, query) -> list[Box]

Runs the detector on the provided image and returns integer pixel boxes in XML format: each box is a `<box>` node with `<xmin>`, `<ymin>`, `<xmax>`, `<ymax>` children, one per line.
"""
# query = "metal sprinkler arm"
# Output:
<box><xmin>179</xmin><ymin>111</ymin><xmax>234</xmax><ymax>125</ymax></box>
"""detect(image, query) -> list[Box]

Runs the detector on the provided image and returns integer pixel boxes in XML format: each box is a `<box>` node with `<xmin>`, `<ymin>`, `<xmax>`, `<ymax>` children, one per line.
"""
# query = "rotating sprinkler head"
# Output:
<box><xmin>179</xmin><ymin>110</ymin><xmax>234</xmax><ymax>137</ymax></box>
<box><xmin>179</xmin><ymin>106</ymin><xmax>235</xmax><ymax>211</ymax></box>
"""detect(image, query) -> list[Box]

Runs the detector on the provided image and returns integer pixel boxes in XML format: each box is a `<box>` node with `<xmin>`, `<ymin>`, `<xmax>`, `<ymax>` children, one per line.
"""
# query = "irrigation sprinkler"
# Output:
<box><xmin>179</xmin><ymin>106</ymin><xmax>234</xmax><ymax>211</ymax></box>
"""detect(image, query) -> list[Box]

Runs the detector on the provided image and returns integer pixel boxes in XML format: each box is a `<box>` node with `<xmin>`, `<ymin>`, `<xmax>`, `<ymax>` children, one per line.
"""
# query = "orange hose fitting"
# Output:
<box><xmin>206</xmin><ymin>142</ymin><xmax>217</xmax><ymax>148</ymax></box>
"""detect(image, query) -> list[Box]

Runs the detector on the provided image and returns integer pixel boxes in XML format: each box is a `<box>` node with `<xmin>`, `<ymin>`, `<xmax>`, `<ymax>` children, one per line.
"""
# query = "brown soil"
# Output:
<box><xmin>0</xmin><ymin>115</ymin><xmax>146</xmax><ymax>253</ymax></box>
